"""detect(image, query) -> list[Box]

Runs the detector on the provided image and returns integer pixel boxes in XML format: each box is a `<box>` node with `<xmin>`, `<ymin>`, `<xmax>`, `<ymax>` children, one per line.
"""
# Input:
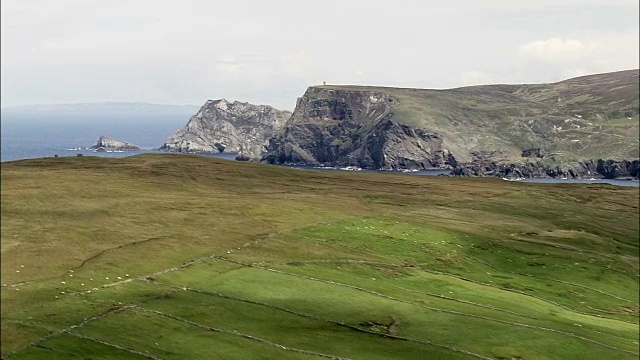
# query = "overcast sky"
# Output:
<box><xmin>1</xmin><ymin>0</ymin><xmax>638</xmax><ymax>110</ymax></box>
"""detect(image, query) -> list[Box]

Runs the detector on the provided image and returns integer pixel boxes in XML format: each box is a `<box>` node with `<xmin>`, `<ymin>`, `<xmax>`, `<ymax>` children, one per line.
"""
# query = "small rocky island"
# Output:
<box><xmin>90</xmin><ymin>136</ymin><xmax>140</xmax><ymax>152</ymax></box>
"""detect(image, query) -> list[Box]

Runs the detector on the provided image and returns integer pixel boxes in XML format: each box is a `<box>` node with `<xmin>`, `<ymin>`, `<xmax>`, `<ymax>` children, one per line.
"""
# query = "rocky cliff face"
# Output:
<box><xmin>451</xmin><ymin>159</ymin><xmax>640</xmax><ymax>179</ymax></box>
<box><xmin>90</xmin><ymin>136</ymin><xmax>140</xmax><ymax>151</ymax></box>
<box><xmin>263</xmin><ymin>70</ymin><xmax>639</xmax><ymax>178</ymax></box>
<box><xmin>160</xmin><ymin>99</ymin><xmax>291</xmax><ymax>159</ymax></box>
<box><xmin>263</xmin><ymin>88</ymin><xmax>456</xmax><ymax>169</ymax></box>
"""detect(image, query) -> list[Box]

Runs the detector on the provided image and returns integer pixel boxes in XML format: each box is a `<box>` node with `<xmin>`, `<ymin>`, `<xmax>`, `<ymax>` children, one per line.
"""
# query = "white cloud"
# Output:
<box><xmin>218</xmin><ymin>56</ymin><xmax>238</xmax><ymax>64</ymax></box>
<box><xmin>518</xmin><ymin>38</ymin><xmax>597</xmax><ymax>62</ymax></box>
<box><xmin>560</xmin><ymin>68</ymin><xmax>592</xmax><ymax>79</ymax></box>
<box><xmin>459</xmin><ymin>70</ymin><xmax>495</xmax><ymax>86</ymax></box>
<box><xmin>517</xmin><ymin>31</ymin><xmax>639</xmax><ymax>77</ymax></box>
<box><xmin>279</xmin><ymin>51</ymin><xmax>309</xmax><ymax>78</ymax></box>
<box><xmin>216</xmin><ymin>63</ymin><xmax>245</xmax><ymax>76</ymax></box>
<box><xmin>1</xmin><ymin>0</ymin><xmax>638</xmax><ymax>107</ymax></box>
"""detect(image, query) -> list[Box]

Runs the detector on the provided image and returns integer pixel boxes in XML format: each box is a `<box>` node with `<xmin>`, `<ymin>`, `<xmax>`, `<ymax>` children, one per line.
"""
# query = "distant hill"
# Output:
<box><xmin>0</xmin><ymin>102</ymin><xmax>200</xmax><ymax>117</ymax></box>
<box><xmin>264</xmin><ymin>69</ymin><xmax>639</xmax><ymax>178</ymax></box>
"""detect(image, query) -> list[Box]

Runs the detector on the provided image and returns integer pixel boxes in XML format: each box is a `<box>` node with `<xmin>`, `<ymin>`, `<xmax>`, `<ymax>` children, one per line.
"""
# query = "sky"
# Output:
<box><xmin>1</xmin><ymin>0</ymin><xmax>638</xmax><ymax>110</ymax></box>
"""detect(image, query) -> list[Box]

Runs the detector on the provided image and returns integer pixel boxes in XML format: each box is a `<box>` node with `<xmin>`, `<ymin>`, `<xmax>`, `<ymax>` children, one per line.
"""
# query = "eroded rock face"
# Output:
<box><xmin>160</xmin><ymin>99</ymin><xmax>291</xmax><ymax>159</ymax></box>
<box><xmin>90</xmin><ymin>136</ymin><xmax>140</xmax><ymax>151</ymax></box>
<box><xmin>263</xmin><ymin>88</ymin><xmax>455</xmax><ymax>170</ymax></box>
<box><xmin>451</xmin><ymin>159</ymin><xmax>640</xmax><ymax>179</ymax></box>
<box><xmin>263</xmin><ymin>70</ymin><xmax>638</xmax><ymax>178</ymax></box>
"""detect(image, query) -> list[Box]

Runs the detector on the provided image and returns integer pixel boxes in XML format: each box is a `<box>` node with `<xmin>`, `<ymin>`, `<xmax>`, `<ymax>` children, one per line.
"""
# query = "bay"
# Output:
<box><xmin>1</xmin><ymin>114</ymin><xmax>637</xmax><ymax>187</ymax></box>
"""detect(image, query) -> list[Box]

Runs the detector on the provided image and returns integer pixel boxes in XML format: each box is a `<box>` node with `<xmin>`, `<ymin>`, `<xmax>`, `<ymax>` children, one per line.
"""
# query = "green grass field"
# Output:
<box><xmin>1</xmin><ymin>154</ymin><xmax>638</xmax><ymax>359</ymax></box>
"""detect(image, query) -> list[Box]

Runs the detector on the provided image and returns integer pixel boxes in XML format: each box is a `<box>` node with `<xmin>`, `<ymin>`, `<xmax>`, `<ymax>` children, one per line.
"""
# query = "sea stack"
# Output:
<box><xmin>90</xmin><ymin>136</ymin><xmax>140</xmax><ymax>152</ymax></box>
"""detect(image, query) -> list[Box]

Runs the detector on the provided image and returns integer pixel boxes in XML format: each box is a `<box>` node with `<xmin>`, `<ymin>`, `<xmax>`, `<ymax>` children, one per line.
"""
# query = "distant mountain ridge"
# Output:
<box><xmin>1</xmin><ymin>102</ymin><xmax>200</xmax><ymax>116</ymax></box>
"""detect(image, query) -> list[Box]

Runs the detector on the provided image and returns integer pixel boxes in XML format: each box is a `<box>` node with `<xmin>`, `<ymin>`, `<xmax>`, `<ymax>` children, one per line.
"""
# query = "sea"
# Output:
<box><xmin>0</xmin><ymin>113</ymin><xmax>187</xmax><ymax>161</ymax></box>
<box><xmin>1</xmin><ymin>113</ymin><xmax>638</xmax><ymax>187</ymax></box>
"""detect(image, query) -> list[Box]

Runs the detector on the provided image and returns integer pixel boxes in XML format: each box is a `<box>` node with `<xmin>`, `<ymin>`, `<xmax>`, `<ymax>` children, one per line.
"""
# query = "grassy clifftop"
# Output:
<box><xmin>314</xmin><ymin>69</ymin><xmax>639</xmax><ymax>162</ymax></box>
<box><xmin>2</xmin><ymin>154</ymin><xmax>638</xmax><ymax>359</ymax></box>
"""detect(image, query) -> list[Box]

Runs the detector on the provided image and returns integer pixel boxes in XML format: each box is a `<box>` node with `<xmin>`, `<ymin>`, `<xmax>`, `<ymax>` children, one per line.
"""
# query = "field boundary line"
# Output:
<box><xmin>143</xmin><ymin>279</ymin><xmax>494</xmax><ymax>360</ymax></box>
<box><xmin>64</xmin><ymin>332</ymin><xmax>162</xmax><ymax>360</ymax></box>
<box><xmin>383</xmin><ymin>282</ymin><xmax>634</xmax><ymax>341</ymax></box>
<box><xmin>258</xmin><ymin>258</ymin><xmax>632</xmax><ymax>323</ymax></box>
<box><xmin>2</xmin><ymin>236</ymin><xmax>171</xmax><ymax>289</ymax></box>
<box><xmin>280</xmin><ymin>258</ymin><xmax>636</xmax><ymax>323</ymax></box>
<box><xmin>216</xmin><ymin>257</ymin><xmax>639</xmax><ymax>356</ymax></box>
<box><xmin>464</xmin><ymin>255</ymin><xmax>636</xmax><ymax>303</ymax></box>
<box><xmin>133</xmin><ymin>306</ymin><xmax>352</xmax><ymax>360</ymax></box>
<box><xmin>334</xmin><ymin>259</ymin><xmax>634</xmax><ymax>323</ymax></box>
<box><xmin>71</xmin><ymin>236</ymin><xmax>171</xmax><ymax>272</ymax></box>
<box><xmin>63</xmin><ymin>233</ymin><xmax>276</xmax><ymax>297</ymax></box>
<box><xmin>5</xmin><ymin>305</ymin><xmax>134</xmax><ymax>358</ymax></box>
<box><xmin>499</xmin><ymin>237</ymin><xmax>637</xmax><ymax>278</ymax></box>
<box><xmin>278</xmin><ymin>259</ymin><xmax>545</xmax><ymax>320</ymax></box>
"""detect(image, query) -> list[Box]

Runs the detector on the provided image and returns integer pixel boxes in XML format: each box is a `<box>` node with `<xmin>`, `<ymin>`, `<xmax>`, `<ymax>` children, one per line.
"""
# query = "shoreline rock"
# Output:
<box><xmin>90</xmin><ymin>136</ymin><xmax>140</xmax><ymax>152</ymax></box>
<box><xmin>262</xmin><ymin>88</ymin><xmax>456</xmax><ymax>170</ymax></box>
<box><xmin>450</xmin><ymin>159</ymin><xmax>640</xmax><ymax>180</ymax></box>
<box><xmin>261</xmin><ymin>70</ymin><xmax>638</xmax><ymax>174</ymax></box>
<box><xmin>159</xmin><ymin>99</ymin><xmax>291</xmax><ymax>160</ymax></box>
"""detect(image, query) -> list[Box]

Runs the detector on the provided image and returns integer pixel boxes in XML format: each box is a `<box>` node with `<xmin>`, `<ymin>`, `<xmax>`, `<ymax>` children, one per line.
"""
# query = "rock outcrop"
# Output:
<box><xmin>263</xmin><ymin>70</ymin><xmax>639</xmax><ymax>178</ymax></box>
<box><xmin>90</xmin><ymin>136</ymin><xmax>140</xmax><ymax>151</ymax></box>
<box><xmin>263</xmin><ymin>89</ymin><xmax>457</xmax><ymax>170</ymax></box>
<box><xmin>160</xmin><ymin>99</ymin><xmax>291</xmax><ymax>159</ymax></box>
<box><xmin>451</xmin><ymin>159</ymin><xmax>640</xmax><ymax>180</ymax></box>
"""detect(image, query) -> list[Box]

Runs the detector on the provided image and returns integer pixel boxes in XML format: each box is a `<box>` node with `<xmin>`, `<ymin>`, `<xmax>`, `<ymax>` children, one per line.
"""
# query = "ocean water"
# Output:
<box><xmin>288</xmin><ymin>165</ymin><xmax>451</xmax><ymax>176</ymax></box>
<box><xmin>1</xmin><ymin>114</ymin><xmax>637</xmax><ymax>187</ymax></box>
<box><xmin>517</xmin><ymin>177</ymin><xmax>639</xmax><ymax>187</ymax></box>
<box><xmin>289</xmin><ymin>166</ymin><xmax>638</xmax><ymax>187</ymax></box>
<box><xmin>1</xmin><ymin>113</ymin><xmax>186</xmax><ymax>162</ymax></box>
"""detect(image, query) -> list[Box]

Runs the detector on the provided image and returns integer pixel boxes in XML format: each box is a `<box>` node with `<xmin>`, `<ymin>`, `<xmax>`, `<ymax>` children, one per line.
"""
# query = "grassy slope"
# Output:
<box><xmin>318</xmin><ymin>70</ymin><xmax>640</xmax><ymax>162</ymax></box>
<box><xmin>1</xmin><ymin>154</ymin><xmax>638</xmax><ymax>359</ymax></box>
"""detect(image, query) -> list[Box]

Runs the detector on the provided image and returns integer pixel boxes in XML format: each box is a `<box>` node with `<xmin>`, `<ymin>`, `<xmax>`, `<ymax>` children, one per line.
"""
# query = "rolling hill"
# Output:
<box><xmin>1</xmin><ymin>154</ymin><xmax>638</xmax><ymax>359</ymax></box>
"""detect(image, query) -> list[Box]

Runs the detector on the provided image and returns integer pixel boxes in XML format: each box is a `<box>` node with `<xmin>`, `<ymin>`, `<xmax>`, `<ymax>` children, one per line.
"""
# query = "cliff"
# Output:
<box><xmin>90</xmin><ymin>136</ymin><xmax>140</xmax><ymax>151</ymax></box>
<box><xmin>160</xmin><ymin>99</ymin><xmax>291</xmax><ymax>159</ymax></box>
<box><xmin>451</xmin><ymin>159</ymin><xmax>640</xmax><ymax>180</ymax></box>
<box><xmin>262</xmin><ymin>90</ymin><xmax>457</xmax><ymax>169</ymax></box>
<box><xmin>263</xmin><ymin>70</ymin><xmax>639</xmax><ymax>178</ymax></box>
